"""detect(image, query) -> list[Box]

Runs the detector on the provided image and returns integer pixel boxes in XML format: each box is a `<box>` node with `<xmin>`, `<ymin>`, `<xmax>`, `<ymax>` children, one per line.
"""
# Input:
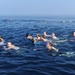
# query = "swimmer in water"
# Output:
<box><xmin>4</xmin><ymin>42</ymin><xmax>19</xmax><ymax>50</ymax></box>
<box><xmin>46</xmin><ymin>42</ymin><xmax>58</xmax><ymax>52</ymax></box>
<box><xmin>31</xmin><ymin>38</ymin><xmax>46</xmax><ymax>45</ymax></box>
<box><xmin>51</xmin><ymin>33</ymin><xmax>67</xmax><ymax>44</ymax></box>
<box><xmin>35</xmin><ymin>34</ymin><xmax>46</xmax><ymax>41</ymax></box>
<box><xmin>44</xmin><ymin>32</ymin><xmax>51</xmax><ymax>37</ymax></box>
<box><xmin>40</xmin><ymin>36</ymin><xmax>51</xmax><ymax>42</ymax></box>
<box><xmin>26</xmin><ymin>33</ymin><xmax>33</xmax><ymax>40</ymax></box>
<box><xmin>35</xmin><ymin>35</ymin><xmax>52</xmax><ymax>43</ymax></box>
<box><xmin>51</xmin><ymin>33</ymin><xmax>58</xmax><ymax>40</ymax></box>
<box><xmin>36</xmin><ymin>34</ymin><xmax>41</xmax><ymax>41</ymax></box>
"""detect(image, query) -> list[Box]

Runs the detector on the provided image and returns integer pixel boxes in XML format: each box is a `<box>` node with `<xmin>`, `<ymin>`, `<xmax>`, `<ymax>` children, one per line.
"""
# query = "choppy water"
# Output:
<box><xmin>0</xmin><ymin>16</ymin><xmax>75</xmax><ymax>75</ymax></box>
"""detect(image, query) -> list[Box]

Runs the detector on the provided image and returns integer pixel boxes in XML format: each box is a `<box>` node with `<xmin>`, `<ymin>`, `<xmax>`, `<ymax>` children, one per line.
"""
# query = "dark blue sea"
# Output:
<box><xmin>0</xmin><ymin>16</ymin><xmax>75</xmax><ymax>75</ymax></box>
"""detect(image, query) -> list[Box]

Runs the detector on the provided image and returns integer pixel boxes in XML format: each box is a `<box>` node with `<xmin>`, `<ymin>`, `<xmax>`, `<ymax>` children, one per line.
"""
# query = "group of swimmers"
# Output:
<box><xmin>0</xmin><ymin>32</ymin><xmax>75</xmax><ymax>52</ymax></box>
<box><xmin>26</xmin><ymin>32</ymin><xmax>60</xmax><ymax>52</ymax></box>
<box><xmin>26</xmin><ymin>31</ymin><xmax>75</xmax><ymax>52</ymax></box>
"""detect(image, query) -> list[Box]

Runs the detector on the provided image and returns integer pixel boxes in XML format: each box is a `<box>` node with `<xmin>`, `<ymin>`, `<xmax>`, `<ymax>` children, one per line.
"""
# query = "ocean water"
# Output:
<box><xmin>0</xmin><ymin>16</ymin><xmax>75</xmax><ymax>75</ymax></box>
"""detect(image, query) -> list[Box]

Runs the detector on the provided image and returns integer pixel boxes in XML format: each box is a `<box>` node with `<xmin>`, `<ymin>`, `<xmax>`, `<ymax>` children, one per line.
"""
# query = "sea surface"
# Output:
<box><xmin>0</xmin><ymin>16</ymin><xmax>75</xmax><ymax>75</ymax></box>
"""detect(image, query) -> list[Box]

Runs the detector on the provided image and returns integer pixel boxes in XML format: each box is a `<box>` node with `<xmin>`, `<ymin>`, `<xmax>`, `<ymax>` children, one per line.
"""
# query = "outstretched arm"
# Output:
<box><xmin>4</xmin><ymin>46</ymin><xmax>11</xmax><ymax>50</ymax></box>
<box><xmin>52</xmin><ymin>47</ymin><xmax>59</xmax><ymax>52</ymax></box>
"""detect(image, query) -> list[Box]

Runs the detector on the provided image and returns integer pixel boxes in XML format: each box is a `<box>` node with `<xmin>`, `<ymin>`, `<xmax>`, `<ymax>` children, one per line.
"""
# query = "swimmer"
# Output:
<box><xmin>35</xmin><ymin>34</ymin><xmax>46</xmax><ymax>41</ymax></box>
<box><xmin>51</xmin><ymin>33</ymin><xmax>67</xmax><ymax>44</ymax></box>
<box><xmin>36</xmin><ymin>34</ymin><xmax>41</xmax><ymax>41</ymax></box>
<box><xmin>44</xmin><ymin>32</ymin><xmax>51</xmax><ymax>37</ymax></box>
<box><xmin>31</xmin><ymin>38</ymin><xmax>45</xmax><ymax>46</ymax></box>
<box><xmin>51</xmin><ymin>33</ymin><xmax>58</xmax><ymax>40</ymax></box>
<box><xmin>40</xmin><ymin>36</ymin><xmax>50</xmax><ymax>42</ymax></box>
<box><xmin>26</xmin><ymin>33</ymin><xmax>33</xmax><ymax>40</ymax></box>
<box><xmin>36</xmin><ymin>35</ymin><xmax>52</xmax><ymax>43</ymax></box>
<box><xmin>46</xmin><ymin>42</ymin><xmax>58</xmax><ymax>52</ymax></box>
<box><xmin>4</xmin><ymin>42</ymin><xmax>19</xmax><ymax>50</ymax></box>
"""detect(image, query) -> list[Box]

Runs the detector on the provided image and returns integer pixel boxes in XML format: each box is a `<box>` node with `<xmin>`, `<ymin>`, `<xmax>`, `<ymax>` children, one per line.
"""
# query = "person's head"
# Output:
<box><xmin>7</xmin><ymin>42</ymin><xmax>12</xmax><ymax>47</ymax></box>
<box><xmin>44</xmin><ymin>32</ymin><xmax>47</xmax><ymax>36</ymax></box>
<box><xmin>26</xmin><ymin>33</ymin><xmax>32</xmax><ymax>39</ymax></box>
<box><xmin>73</xmin><ymin>32</ymin><xmax>75</xmax><ymax>37</ymax></box>
<box><xmin>52</xmin><ymin>33</ymin><xmax>55</xmax><ymax>37</ymax></box>
<box><xmin>36</xmin><ymin>34</ymin><xmax>41</xmax><ymax>37</ymax></box>
<box><xmin>46</xmin><ymin>42</ymin><xmax>52</xmax><ymax>47</ymax></box>
<box><xmin>46</xmin><ymin>42</ymin><xmax>52</xmax><ymax>50</ymax></box>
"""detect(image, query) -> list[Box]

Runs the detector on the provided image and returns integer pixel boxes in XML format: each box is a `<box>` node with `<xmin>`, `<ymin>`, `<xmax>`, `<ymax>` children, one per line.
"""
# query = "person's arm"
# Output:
<box><xmin>4</xmin><ymin>46</ymin><xmax>11</xmax><ymax>50</ymax></box>
<box><xmin>4</xmin><ymin>46</ymin><xmax>8</xmax><ymax>50</ymax></box>
<box><xmin>52</xmin><ymin>47</ymin><xmax>59</xmax><ymax>52</ymax></box>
